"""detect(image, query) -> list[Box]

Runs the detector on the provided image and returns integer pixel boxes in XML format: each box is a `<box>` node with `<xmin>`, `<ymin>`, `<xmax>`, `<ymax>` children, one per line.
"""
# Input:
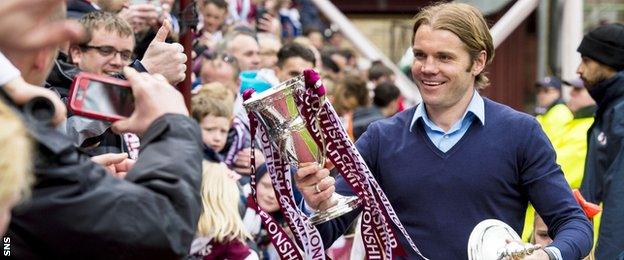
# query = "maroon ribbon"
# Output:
<box><xmin>224</xmin><ymin>117</ymin><xmax>246</xmax><ymax>168</ymax></box>
<box><xmin>294</xmin><ymin>69</ymin><xmax>429</xmax><ymax>259</ymax></box>
<box><xmin>244</xmin><ymin>89</ymin><xmax>304</xmax><ymax>259</ymax></box>
<box><xmin>245</xmin><ymin>89</ymin><xmax>328</xmax><ymax>260</ymax></box>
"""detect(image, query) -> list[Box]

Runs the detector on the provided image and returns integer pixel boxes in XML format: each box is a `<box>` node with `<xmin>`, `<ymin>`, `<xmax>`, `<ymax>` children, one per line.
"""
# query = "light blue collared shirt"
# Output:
<box><xmin>410</xmin><ymin>90</ymin><xmax>485</xmax><ymax>152</ymax></box>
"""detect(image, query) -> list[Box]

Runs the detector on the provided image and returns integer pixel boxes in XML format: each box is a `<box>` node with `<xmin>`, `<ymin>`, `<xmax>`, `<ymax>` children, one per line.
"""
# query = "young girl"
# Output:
<box><xmin>189</xmin><ymin>161</ymin><xmax>257</xmax><ymax>259</ymax></box>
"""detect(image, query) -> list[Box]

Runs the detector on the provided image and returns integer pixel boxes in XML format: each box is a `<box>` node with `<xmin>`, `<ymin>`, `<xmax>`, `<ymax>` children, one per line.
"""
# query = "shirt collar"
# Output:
<box><xmin>410</xmin><ymin>90</ymin><xmax>485</xmax><ymax>132</ymax></box>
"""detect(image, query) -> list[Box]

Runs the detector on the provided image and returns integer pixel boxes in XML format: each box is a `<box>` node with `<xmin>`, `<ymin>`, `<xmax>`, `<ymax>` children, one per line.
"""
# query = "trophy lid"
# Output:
<box><xmin>243</xmin><ymin>75</ymin><xmax>304</xmax><ymax>109</ymax></box>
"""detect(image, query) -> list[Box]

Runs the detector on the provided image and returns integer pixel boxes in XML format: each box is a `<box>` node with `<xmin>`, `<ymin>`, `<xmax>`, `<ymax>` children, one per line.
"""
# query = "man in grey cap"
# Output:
<box><xmin>576</xmin><ymin>22</ymin><xmax>624</xmax><ymax>260</ymax></box>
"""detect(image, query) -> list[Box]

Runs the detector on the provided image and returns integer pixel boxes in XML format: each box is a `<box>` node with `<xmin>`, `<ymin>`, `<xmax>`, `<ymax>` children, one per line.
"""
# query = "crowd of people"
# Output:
<box><xmin>0</xmin><ymin>0</ymin><xmax>622</xmax><ymax>259</ymax></box>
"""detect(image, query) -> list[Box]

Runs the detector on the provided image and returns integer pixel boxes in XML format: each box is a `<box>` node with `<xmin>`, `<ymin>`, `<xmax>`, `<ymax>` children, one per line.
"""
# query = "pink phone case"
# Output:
<box><xmin>68</xmin><ymin>72</ymin><xmax>132</xmax><ymax>122</ymax></box>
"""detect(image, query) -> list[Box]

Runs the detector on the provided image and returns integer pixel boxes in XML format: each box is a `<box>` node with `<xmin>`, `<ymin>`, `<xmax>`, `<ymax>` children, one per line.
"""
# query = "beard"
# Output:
<box><xmin>583</xmin><ymin>71</ymin><xmax>612</xmax><ymax>90</ymax></box>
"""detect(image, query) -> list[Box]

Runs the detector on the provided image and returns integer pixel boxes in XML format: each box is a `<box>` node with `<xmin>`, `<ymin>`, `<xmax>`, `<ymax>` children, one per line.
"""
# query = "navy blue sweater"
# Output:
<box><xmin>318</xmin><ymin>98</ymin><xmax>592</xmax><ymax>259</ymax></box>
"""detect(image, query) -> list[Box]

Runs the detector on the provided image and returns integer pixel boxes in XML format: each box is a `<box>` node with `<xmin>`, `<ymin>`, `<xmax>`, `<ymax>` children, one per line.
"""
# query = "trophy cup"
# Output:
<box><xmin>467</xmin><ymin>219</ymin><xmax>542</xmax><ymax>260</ymax></box>
<box><xmin>244</xmin><ymin>75</ymin><xmax>361</xmax><ymax>225</ymax></box>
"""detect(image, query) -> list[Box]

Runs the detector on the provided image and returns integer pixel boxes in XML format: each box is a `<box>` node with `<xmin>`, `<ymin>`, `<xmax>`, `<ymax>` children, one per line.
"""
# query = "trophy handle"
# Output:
<box><xmin>467</xmin><ymin>219</ymin><xmax>541</xmax><ymax>260</ymax></box>
<box><xmin>313</xmin><ymin>95</ymin><xmax>326</xmax><ymax>166</ymax></box>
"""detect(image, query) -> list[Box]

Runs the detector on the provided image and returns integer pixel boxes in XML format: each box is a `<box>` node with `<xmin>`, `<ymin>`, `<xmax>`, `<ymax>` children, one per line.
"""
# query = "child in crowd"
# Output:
<box><xmin>332</xmin><ymin>74</ymin><xmax>369</xmax><ymax>140</ymax></box>
<box><xmin>192</xmin><ymin>0</ymin><xmax>229</xmax><ymax>81</ymax></box>
<box><xmin>197</xmin><ymin>0</ymin><xmax>229</xmax><ymax>51</ymax></box>
<box><xmin>191</xmin><ymin>82</ymin><xmax>237</xmax><ymax>164</ymax></box>
<box><xmin>241</xmin><ymin>163</ymin><xmax>290</xmax><ymax>259</ymax></box>
<box><xmin>189</xmin><ymin>161</ymin><xmax>257</xmax><ymax>259</ymax></box>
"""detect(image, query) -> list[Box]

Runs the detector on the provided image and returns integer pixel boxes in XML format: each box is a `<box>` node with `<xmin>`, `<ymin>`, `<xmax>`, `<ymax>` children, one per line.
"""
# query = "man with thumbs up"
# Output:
<box><xmin>140</xmin><ymin>18</ymin><xmax>187</xmax><ymax>85</ymax></box>
<box><xmin>50</xmin><ymin>11</ymin><xmax>186</xmax><ymax>156</ymax></box>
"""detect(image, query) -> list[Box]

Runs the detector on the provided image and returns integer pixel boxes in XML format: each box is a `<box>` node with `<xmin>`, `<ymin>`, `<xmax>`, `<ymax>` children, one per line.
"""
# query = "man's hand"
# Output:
<box><xmin>256</xmin><ymin>13</ymin><xmax>281</xmax><ymax>38</ymax></box>
<box><xmin>197</xmin><ymin>31</ymin><xmax>217</xmax><ymax>50</ymax></box>
<box><xmin>118</xmin><ymin>4</ymin><xmax>159</xmax><ymax>33</ymax></box>
<box><xmin>504</xmin><ymin>240</ymin><xmax>546</xmax><ymax>260</ymax></box>
<box><xmin>233</xmin><ymin>148</ymin><xmax>265</xmax><ymax>175</ymax></box>
<box><xmin>3</xmin><ymin>77</ymin><xmax>66</xmax><ymax>126</ymax></box>
<box><xmin>91</xmin><ymin>153</ymin><xmax>136</xmax><ymax>179</ymax></box>
<box><xmin>295</xmin><ymin>162</ymin><xmax>336</xmax><ymax>211</ymax></box>
<box><xmin>140</xmin><ymin>20</ymin><xmax>187</xmax><ymax>85</ymax></box>
<box><xmin>111</xmin><ymin>67</ymin><xmax>188</xmax><ymax>136</ymax></box>
<box><xmin>0</xmin><ymin>0</ymin><xmax>84</xmax><ymax>51</ymax></box>
<box><xmin>521</xmin><ymin>249</ymin><xmax>549</xmax><ymax>260</ymax></box>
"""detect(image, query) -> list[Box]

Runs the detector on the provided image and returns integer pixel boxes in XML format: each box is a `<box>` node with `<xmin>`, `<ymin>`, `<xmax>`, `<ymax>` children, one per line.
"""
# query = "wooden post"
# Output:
<box><xmin>177</xmin><ymin>0</ymin><xmax>193</xmax><ymax>111</ymax></box>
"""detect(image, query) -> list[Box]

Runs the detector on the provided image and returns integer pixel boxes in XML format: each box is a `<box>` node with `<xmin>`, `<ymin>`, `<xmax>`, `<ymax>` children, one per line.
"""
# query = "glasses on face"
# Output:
<box><xmin>202</xmin><ymin>51</ymin><xmax>236</xmax><ymax>64</ymax></box>
<box><xmin>220</xmin><ymin>54</ymin><xmax>236</xmax><ymax>64</ymax></box>
<box><xmin>80</xmin><ymin>45</ymin><xmax>134</xmax><ymax>63</ymax></box>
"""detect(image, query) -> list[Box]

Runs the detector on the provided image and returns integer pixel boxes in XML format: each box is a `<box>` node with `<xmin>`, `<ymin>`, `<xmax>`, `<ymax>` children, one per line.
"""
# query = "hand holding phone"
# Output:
<box><xmin>111</xmin><ymin>67</ymin><xmax>188</xmax><ymax>136</ymax></box>
<box><xmin>69</xmin><ymin>68</ymin><xmax>187</xmax><ymax>136</ymax></box>
<box><xmin>68</xmin><ymin>72</ymin><xmax>134</xmax><ymax>122</ymax></box>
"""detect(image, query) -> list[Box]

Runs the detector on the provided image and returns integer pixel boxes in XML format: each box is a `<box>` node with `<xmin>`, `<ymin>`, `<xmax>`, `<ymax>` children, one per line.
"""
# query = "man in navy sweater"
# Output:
<box><xmin>295</xmin><ymin>2</ymin><xmax>593</xmax><ymax>259</ymax></box>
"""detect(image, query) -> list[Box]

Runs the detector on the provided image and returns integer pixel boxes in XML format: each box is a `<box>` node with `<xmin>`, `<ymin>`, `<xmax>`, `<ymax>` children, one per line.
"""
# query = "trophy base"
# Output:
<box><xmin>309</xmin><ymin>195</ymin><xmax>361</xmax><ymax>225</ymax></box>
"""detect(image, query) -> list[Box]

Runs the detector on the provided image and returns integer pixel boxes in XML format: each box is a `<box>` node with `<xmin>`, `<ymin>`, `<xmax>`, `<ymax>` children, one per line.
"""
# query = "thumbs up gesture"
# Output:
<box><xmin>140</xmin><ymin>20</ymin><xmax>187</xmax><ymax>85</ymax></box>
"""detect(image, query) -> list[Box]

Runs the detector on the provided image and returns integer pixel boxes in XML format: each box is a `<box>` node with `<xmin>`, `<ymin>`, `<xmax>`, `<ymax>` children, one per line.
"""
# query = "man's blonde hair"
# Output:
<box><xmin>412</xmin><ymin>2</ymin><xmax>495</xmax><ymax>90</ymax></box>
<box><xmin>196</xmin><ymin>161</ymin><xmax>250</xmax><ymax>242</ymax></box>
<box><xmin>191</xmin><ymin>82</ymin><xmax>235</xmax><ymax>122</ymax></box>
<box><xmin>0</xmin><ymin>102</ymin><xmax>32</xmax><ymax>204</ymax></box>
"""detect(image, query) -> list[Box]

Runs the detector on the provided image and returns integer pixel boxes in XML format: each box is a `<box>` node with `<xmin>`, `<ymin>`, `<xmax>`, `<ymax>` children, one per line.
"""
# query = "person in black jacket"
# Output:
<box><xmin>576</xmin><ymin>23</ymin><xmax>624</xmax><ymax>260</ymax></box>
<box><xmin>1</xmin><ymin>5</ymin><xmax>202</xmax><ymax>250</ymax></box>
<box><xmin>3</xmin><ymin>66</ymin><xmax>203</xmax><ymax>259</ymax></box>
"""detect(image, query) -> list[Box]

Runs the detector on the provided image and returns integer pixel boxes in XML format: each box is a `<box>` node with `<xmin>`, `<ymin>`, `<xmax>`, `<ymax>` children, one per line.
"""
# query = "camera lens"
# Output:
<box><xmin>23</xmin><ymin>96</ymin><xmax>55</xmax><ymax>125</ymax></box>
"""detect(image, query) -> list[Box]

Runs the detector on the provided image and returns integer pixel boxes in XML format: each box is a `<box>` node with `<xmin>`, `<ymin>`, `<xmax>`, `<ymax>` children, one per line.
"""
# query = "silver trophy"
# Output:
<box><xmin>468</xmin><ymin>219</ymin><xmax>542</xmax><ymax>260</ymax></box>
<box><xmin>244</xmin><ymin>75</ymin><xmax>361</xmax><ymax>225</ymax></box>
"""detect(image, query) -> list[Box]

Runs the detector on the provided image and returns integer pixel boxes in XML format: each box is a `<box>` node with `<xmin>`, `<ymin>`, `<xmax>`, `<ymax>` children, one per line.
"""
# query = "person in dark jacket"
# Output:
<box><xmin>4</xmin><ymin>66</ymin><xmax>203</xmax><ymax>259</ymax></box>
<box><xmin>577</xmin><ymin>23</ymin><xmax>624</xmax><ymax>260</ymax></box>
<box><xmin>67</xmin><ymin>0</ymin><xmax>99</xmax><ymax>19</ymax></box>
<box><xmin>352</xmin><ymin>81</ymin><xmax>401</xmax><ymax>140</ymax></box>
<box><xmin>66</xmin><ymin>0</ymin><xmax>128</xmax><ymax>19</ymax></box>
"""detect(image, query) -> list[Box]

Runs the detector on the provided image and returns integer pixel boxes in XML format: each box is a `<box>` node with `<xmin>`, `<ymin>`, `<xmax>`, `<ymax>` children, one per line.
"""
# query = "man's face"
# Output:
<box><xmin>199</xmin><ymin>115</ymin><xmax>230</xmax><ymax>152</ymax></box>
<box><xmin>567</xmin><ymin>87</ymin><xmax>595</xmax><ymax>113</ymax></box>
<box><xmin>411</xmin><ymin>25</ymin><xmax>484</xmax><ymax>111</ymax></box>
<box><xmin>229</xmin><ymin>35</ymin><xmax>261</xmax><ymax>71</ymax></box>
<box><xmin>259</xmin><ymin>38</ymin><xmax>281</xmax><ymax>69</ymax></box>
<box><xmin>276</xmin><ymin>56</ymin><xmax>314</xmax><ymax>82</ymax></box>
<box><xmin>71</xmin><ymin>27</ymin><xmax>135</xmax><ymax>76</ymax></box>
<box><xmin>577</xmin><ymin>56</ymin><xmax>617</xmax><ymax>90</ymax></box>
<box><xmin>6</xmin><ymin>45</ymin><xmax>59</xmax><ymax>86</ymax></box>
<box><xmin>535</xmin><ymin>87</ymin><xmax>560</xmax><ymax>108</ymax></box>
<box><xmin>307</xmin><ymin>32</ymin><xmax>324</xmax><ymax>50</ymax></box>
<box><xmin>200</xmin><ymin>57</ymin><xmax>238</xmax><ymax>92</ymax></box>
<box><xmin>202</xmin><ymin>3</ymin><xmax>227</xmax><ymax>33</ymax></box>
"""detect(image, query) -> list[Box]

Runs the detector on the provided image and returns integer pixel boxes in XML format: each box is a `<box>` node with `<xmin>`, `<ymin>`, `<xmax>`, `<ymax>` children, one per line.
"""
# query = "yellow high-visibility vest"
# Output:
<box><xmin>523</xmin><ymin>104</ymin><xmax>591</xmax><ymax>242</ymax></box>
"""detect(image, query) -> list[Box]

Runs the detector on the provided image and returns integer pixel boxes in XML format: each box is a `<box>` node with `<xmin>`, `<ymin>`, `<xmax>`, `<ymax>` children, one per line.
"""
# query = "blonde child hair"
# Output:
<box><xmin>191</xmin><ymin>82</ymin><xmax>235</xmax><ymax>122</ymax></box>
<box><xmin>0</xmin><ymin>102</ymin><xmax>32</xmax><ymax>206</ymax></box>
<box><xmin>196</xmin><ymin>160</ymin><xmax>250</xmax><ymax>242</ymax></box>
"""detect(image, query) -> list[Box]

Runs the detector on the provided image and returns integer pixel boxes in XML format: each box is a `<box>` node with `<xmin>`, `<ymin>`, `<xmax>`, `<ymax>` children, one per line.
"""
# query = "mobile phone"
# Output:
<box><xmin>256</xmin><ymin>7</ymin><xmax>267</xmax><ymax>32</ymax></box>
<box><xmin>68</xmin><ymin>72</ymin><xmax>135</xmax><ymax>122</ymax></box>
<box><xmin>130</xmin><ymin>0</ymin><xmax>163</xmax><ymax>15</ymax></box>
